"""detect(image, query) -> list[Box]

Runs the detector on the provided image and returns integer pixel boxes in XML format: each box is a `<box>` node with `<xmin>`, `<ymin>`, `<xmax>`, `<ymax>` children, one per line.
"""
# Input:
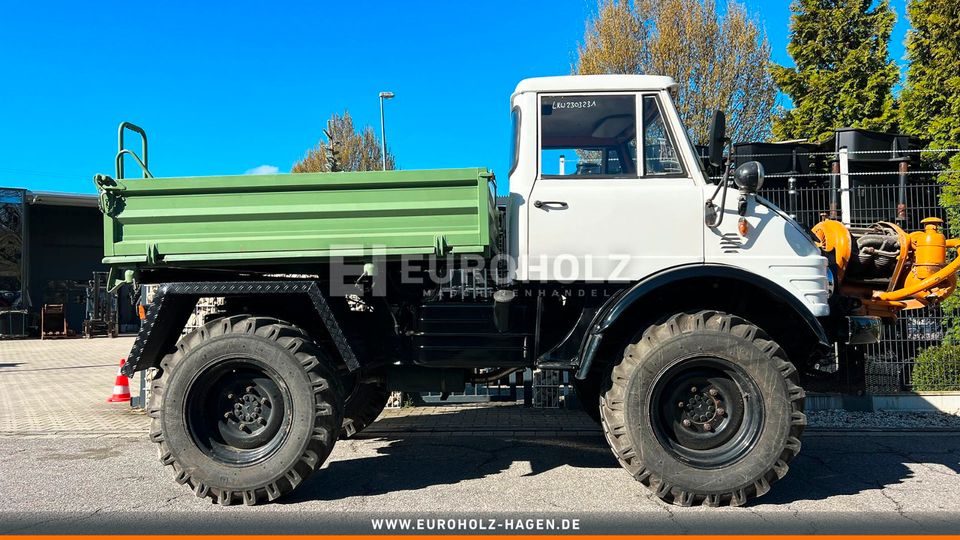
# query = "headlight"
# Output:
<box><xmin>826</xmin><ymin>267</ymin><xmax>835</xmax><ymax>296</ymax></box>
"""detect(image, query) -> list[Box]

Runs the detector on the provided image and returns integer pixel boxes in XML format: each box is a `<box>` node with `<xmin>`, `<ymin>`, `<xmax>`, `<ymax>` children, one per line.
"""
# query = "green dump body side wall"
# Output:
<box><xmin>100</xmin><ymin>167</ymin><xmax>497</xmax><ymax>268</ymax></box>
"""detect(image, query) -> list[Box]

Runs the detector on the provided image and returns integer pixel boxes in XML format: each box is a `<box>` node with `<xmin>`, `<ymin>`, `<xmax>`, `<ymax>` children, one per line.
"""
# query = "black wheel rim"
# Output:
<box><xmin>185</xmin><ymin>357</ymin><xmax>291</xmax><ymax>465</ymax></box>
<box><xmin>648</xmin><ymin>356</ymin><xmax>764</xmax><ymax>469</ymax></box>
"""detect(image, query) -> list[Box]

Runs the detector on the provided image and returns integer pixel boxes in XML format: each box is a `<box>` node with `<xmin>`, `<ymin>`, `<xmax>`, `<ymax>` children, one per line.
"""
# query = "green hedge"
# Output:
<box><xmin>913</xmin><ymin>344</ymin><xmax>960</xmax><ymax>391</ymax></box>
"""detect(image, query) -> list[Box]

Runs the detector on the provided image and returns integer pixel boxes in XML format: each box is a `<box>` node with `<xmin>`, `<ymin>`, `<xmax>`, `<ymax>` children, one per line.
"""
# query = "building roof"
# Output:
<box><xmin>512</xmin><ymin>75</ymin><xmax>678</xmax><ymax>97</ymax></box>
<box><xmin>26</xmin><ymin>190</ymin><xmax>99</xmax><ymax>208</ymax></box>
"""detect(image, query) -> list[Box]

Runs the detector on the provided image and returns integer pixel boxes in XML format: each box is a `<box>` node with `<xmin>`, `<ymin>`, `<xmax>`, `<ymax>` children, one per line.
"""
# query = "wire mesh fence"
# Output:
<box><xmin>762</xmin><ymin>182</ymin><xmax>948</xmax><ymax>233</ymax></box>
<box><xmin>750</xmin><ymin>144</ymin><xmax>960</xmax><ymax>393</ymax></box>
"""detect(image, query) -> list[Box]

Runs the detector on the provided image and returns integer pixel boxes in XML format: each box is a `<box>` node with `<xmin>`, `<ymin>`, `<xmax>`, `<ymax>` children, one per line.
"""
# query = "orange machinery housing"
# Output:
<box><xmin>814</xmin><ymin>217</ymin><xmax>959</xmax><ymax>319</ymax></box>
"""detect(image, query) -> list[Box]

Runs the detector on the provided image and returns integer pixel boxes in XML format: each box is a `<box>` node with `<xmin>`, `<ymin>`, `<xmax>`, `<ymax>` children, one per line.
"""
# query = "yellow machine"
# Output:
<box><xmin>814</xmin><ymin>216</ymin><xmax>959</xmax><ymax>319</ymax></box>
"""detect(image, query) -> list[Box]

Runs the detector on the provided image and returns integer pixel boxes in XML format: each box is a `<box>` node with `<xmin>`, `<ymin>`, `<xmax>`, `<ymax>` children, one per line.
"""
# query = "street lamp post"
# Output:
<box><xmin>378</xmin><ymin>91</ymin><xmax>395</xmax><ymax>170</ymax></box>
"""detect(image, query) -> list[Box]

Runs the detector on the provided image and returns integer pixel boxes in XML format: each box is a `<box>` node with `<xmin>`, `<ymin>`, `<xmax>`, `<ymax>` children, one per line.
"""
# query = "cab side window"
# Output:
<box><xmin>540</xmin><ymin>95</ymin><xmax>637</xmax><ymax>178</ymax></box>
<box><xmin>642</xmin><ymin>96</ymin><xmax>683</xmax><ymax>176</ymax></box>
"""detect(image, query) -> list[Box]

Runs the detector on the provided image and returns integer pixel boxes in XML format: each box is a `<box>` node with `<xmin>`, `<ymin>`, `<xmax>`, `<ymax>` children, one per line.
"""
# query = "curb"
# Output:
<box><xmin>807</xmin><ymin>392</ymin><xmax>960</xmax><ymax>413</ymax></box>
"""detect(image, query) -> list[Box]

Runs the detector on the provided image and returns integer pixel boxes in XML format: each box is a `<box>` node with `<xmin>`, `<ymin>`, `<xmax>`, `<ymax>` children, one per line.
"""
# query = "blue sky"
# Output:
<box><xmin>0</xmin><ymin>0</ymin><xmax>910</xmax><ymax>194</ymax></box>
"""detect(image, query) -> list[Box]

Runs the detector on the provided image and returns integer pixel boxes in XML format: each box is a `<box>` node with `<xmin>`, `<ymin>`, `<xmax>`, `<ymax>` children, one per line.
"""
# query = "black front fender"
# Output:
<box><xmin>575</xmin><ymin>264</ymin><xmax>830</xmax><ymax>379</ymax></box>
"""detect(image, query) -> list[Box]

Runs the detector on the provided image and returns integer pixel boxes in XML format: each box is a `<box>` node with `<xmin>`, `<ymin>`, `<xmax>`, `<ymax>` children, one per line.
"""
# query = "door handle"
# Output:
<box><xmin>534</xmin><ymin>200</ymin><xmax>568</xmax><ymax>209</ymax></box>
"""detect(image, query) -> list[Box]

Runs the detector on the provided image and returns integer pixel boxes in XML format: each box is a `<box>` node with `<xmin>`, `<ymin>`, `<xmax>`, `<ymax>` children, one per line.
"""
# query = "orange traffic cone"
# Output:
<box><xmin>107</xmin><ymin>358</ymin><xmax>132</xmax><ymax>403</ymax></box>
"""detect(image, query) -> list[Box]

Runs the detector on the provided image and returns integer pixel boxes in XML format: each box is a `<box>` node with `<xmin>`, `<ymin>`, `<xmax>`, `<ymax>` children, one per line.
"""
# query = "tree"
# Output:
<box><xmin>576</xmin><ymin>0</ymin><xmax>778</xmax><ymax>144</ymax></box>
<box><xmin>771</xmin><ymin>0</ymin><xmax>899</xmax><ymax>143</ymax></box>
<box><xmin>898</xmin><ymin>0</ymin><xmax>960</xmax><ymax>341</ymax></box>
<box><xmin>293</xmin><ymin>110</ymin><xmax>396</xmax><ymax>173</ymax></box>
<box><xmin>900</xmin><ymin>0</ymin><xmax>960</xmax><ymax>152</ymax></box>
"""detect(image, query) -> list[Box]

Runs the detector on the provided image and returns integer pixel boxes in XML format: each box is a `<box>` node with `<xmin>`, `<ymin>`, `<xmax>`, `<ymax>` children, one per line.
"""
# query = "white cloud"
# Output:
<box><xmin>245</xmin><ymin>164</ymin><xmax>280</xmax><ymax>175</ymax></box>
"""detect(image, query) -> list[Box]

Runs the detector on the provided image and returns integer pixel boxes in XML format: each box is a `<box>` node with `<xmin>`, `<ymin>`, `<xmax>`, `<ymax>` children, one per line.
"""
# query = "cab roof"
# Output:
<box><xmin>512</xmin><ymin>75</ymin><xmax>678</xmax><ymax>98</ymax></box>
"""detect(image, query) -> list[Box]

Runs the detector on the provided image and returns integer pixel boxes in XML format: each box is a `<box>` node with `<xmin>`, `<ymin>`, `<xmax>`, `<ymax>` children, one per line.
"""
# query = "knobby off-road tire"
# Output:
<box><xmin>600</xmin><ymin>310</ymin><xmax>805</xmax><ymax>507</ymax></box>
<box><xmin>340</xmin><ymin>380</ymin><xmax>390</xmax><ymax>438</ymax></box>
<box><xmin>148</xmin><ymin>315</ymin><xmax>344</xmax><ymax>506</ymax></box>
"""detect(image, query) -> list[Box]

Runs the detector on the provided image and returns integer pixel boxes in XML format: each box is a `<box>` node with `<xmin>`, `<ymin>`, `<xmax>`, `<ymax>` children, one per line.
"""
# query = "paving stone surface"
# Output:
<box><xmin>0</xmin><ymin>337</ymin><xmax>145</xmax><ymax>434</ymax></box>
<box><xmin>0</xmin><ymin>337</ymin><xmax>603</xmax><ymax>436</ymax></box>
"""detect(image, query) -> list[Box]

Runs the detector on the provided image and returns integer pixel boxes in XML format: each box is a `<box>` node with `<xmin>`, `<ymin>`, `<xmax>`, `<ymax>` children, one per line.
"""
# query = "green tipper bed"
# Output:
<box><xmin>97</xmin><ymin>167</ymin><xmax>498</xmax><ymax>267</ymax></box>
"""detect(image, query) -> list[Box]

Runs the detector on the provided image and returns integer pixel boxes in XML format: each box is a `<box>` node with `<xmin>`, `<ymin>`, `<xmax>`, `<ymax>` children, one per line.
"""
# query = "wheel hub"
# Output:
<box><xmin>219</xmin><ymin>381</ymin><xmax>282</xmax><ymax>447</ymax></box>
<box><xmin>679</xmin><ymin>386</ymin><xmax>726</xmax><ymax>431</ymax></box>
<box><xmin>225</xmin><ymin>386</ymin><xmax>272</xmax><ymax>432</ymax></box>
<box><xmin>649</xmin><ymin>356</ymin><xmax>762</xmax><ymax>468</ymax></box>
<box><xmin>186</xmin><ymin>361</ymin><xmax>289</xmax><ymax>464</ymax></box>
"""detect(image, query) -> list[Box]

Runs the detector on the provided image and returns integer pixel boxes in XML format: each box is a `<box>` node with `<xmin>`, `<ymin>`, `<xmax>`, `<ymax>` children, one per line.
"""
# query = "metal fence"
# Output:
<box><xmin>753</xmin><ymin>144</ymin><xmax>960</xmax><ymax>392</ymax></box>
<box><xmin>763</xmin><ymin>183</ymin><xmax>948</xmax><ymax>234</ymax></box>
<box><xmin>762</xmin><ymin>183</ymin><xmax>950</xmax><ymax>392</ymax></box>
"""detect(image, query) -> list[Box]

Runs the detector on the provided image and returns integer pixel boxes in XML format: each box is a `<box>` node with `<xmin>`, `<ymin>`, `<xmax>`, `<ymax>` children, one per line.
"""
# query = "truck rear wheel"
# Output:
<box><xmin>148</xmin><ymin>315</ymin><xmax>344</xmax><ymax>505</ymax></box>
<box><xmin>600</xmin><ymin>310</ymin><xmax>805</xmax><ymax>507</ymax></box>
<box><xmin>340</xmin><ymin>379</ymin><xmax>390</xmax><ymax>438</ymax></box>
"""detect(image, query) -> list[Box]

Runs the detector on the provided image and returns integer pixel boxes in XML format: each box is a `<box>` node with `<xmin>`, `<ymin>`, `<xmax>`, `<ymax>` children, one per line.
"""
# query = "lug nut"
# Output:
<box><xmin>690</xmin><ymin>386</ymin><xmax>698</xmax><ymax>393</ymax></box>
<box><xmin>716</xmin><ymin>407</ymin><xmax>726</xmax><ymax>417</ymax></box>
<box><xmin>704</xmin><ymin>422</ymin><xmax>714</xmax><ymax>431</ymax></box>
<box><xmin>260</xmin><ymin>397</ymin><xmax>270</xmax><ymax>406</ymax></box>
<box><xmin>709</xmin><ymin>388</ymin><xmax>718</xmax><ymax>397</ymax></box>
<box><xmin>682</xmin><ymin>419</ymin><xmax>692</xmax><ymax>427</ymax></box>
<box><xmin>678</xmin><ymin>401</ymin><xmax>686</xmax><ymax>408</ymax></box>
<box><xmin>223</xmin><ymin>412</ymin><xmax>232</xmax><ymax>419</ymax></box>
<box><xmin>246</xmin><ymin>386</ymin><xmax>255</xmax><ymax>393</ymax></box>
<box><xmin>258</xmin><ymin>418</ymin><xmax>267</xmax><ymax>425</ymax></box>
<box><xmin>238</xmin><ymin>423</ymin><xmax>250</xmax><ymax>433</ymax></box>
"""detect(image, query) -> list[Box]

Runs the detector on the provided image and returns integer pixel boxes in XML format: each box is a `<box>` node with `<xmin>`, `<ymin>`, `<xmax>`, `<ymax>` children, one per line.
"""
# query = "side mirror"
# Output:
<box><xmin>707</xmin><ymin>111</ymin><xmax>726</xmax><ymax>168</ymax></box>
<box><xmin>734</xmin><ymin>161</ymin><xmax>765</xmax><ymax>193</ymax></box>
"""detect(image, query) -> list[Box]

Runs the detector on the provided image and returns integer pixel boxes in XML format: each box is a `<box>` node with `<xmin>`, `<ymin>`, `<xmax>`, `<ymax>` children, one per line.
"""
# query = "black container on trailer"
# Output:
<box><xmin>831</xmin><ymin>128</ymin><xmax>916</xmax><ymax>164</ymax></box>
<box><xmin>734</xmin><ymin>142</ymin><xmax>820</xmax><ymax>175</ymax></box>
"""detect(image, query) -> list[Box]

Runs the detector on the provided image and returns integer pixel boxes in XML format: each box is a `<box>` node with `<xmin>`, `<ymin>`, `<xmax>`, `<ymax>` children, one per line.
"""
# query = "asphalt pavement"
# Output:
<box><xmin>2</xmin><ymin>337</ymin><xmax>960</xmax><ymax>534</ymax></box>
<box><xmin>1</xmin><ymin>429</ymin><xmax>959</xmax><ymax>534</ymax></box>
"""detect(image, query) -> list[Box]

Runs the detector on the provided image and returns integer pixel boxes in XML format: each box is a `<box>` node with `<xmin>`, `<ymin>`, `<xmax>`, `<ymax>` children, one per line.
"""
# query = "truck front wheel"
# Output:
<box><xmin>148</xmin><ymin>315</ymin><xmax>344</xmax><ymax>505</ymax></box>
<box><xmin>600</xmin><ymin>310</ymin><xmax>805</xmax><ymax>506</ymax></box>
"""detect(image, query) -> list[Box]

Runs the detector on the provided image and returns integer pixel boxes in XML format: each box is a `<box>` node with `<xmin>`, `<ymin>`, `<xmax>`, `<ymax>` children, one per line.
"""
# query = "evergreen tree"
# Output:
<box><xmin>772</xmin><ymin>0</ymin><xmax>899</xmax><ymax>142</ymax></box>
<box><xmin>900</xmin><ymin>0</ymin><xmax>960</xmax><ymax>151</ymax></box>
<box><xmin>899</xmin><ymin>0</ymin><xmax>960</xmax><ymax>341</ymax></box>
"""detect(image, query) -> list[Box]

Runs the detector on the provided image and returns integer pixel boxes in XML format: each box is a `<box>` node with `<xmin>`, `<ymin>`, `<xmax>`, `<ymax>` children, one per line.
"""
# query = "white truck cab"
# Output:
<box><xmin>507</xmin><ymin>75</ymin><xmax>830</xmax><ymax>317</ymax></box>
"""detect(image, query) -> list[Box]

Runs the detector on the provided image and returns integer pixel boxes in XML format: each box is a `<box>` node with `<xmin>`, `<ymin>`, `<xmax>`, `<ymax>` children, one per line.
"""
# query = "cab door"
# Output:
<box><xmin>525</xmin><ymin>92</ymin><xmax>704</xmax><ymax>282</ymax></box>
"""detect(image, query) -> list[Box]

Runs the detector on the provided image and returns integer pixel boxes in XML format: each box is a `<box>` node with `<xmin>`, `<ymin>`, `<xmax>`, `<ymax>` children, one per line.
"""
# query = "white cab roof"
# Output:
<box><xmin>512</xmin><ymin>75</ymin><xmax>678</xmax><ymax>98</ymax></box>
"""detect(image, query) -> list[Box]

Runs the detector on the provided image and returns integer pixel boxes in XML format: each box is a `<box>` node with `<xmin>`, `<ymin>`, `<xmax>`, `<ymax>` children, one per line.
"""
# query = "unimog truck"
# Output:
<box><xmin>95</xmin><ymin>75</ymin><xmax>960</xmax><ymax>507</ymax></box>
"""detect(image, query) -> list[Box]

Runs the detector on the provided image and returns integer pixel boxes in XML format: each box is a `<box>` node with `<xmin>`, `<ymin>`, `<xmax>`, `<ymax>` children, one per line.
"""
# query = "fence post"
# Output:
<box><xmin>787</xmin><ymin>176</ymin><xmax>798</xmax><ymax>220</ymax></box>
<box><xmin>897</xmin><ymin>160</ymin><xmax>909</xmax><ymax>223</ymax></box>
<box><xmin>839</xmin><ymin>147</ymin><xmax>851</xmax><ymax>225</ymax></box>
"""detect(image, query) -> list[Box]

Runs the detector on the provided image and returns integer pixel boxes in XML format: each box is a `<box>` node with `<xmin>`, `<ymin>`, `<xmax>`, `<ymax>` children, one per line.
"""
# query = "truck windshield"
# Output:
<box><xmin>540</xmin><ymin>95</ymin><xmax>637</xmax><ymax>177</ymax></box>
